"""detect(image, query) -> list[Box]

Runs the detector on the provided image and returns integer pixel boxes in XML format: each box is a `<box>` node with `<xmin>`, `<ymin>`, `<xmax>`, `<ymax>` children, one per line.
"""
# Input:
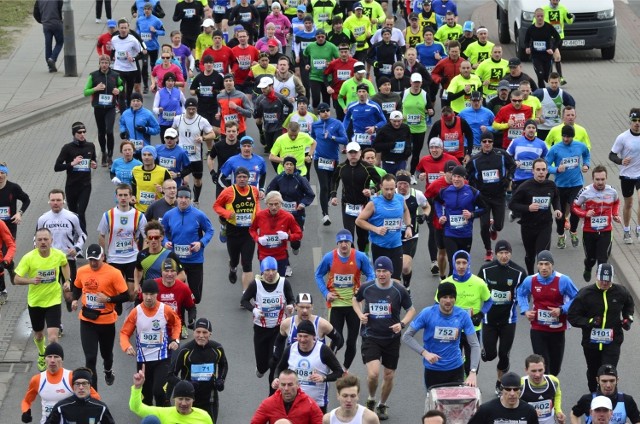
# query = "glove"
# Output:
<box><xmin>252</xmin><ymin>308</ymin><xmax>262</xmax><ymax>319</ymax></box>
<box><xmin>567</xmin><ymin>13</ymin><xmax>575</xmax><ymax>20</ymax></box>
<box><xmin>135</xmin><ymin>125</ymin><xmax>147</xmax><ymax>134</ymax></box>
<box><xmin>194</xmin><ymin>59</ymin><xmax>200</xmax><ymax>69</ymax></box>
<box><xmin>111</xmin><ymin>176</ymin><xmax>122</xmax><ymax>185</ymax></box>
<box><xmin>120</xmin><ymin>131</ymin><xmax>129</xmax><ymax>140</ymax></box>
<box><xmin>590</xmin><ymin>316</ymin><xmax>603</xmax><ymax>327</ymax></box>
<box><xmin>471</xmin><ymin>312</ymin><xmax>484</xmax><ymax>326</ymax></box>
<box><xmin>417</xmin><ymin>215</ymin><xmax>426</xmax><ymax>224</ymax></box>
<box><xmin>258</xmin><ymin>236</ymin><xmax>268</xmax><ymax>246</ymax></box>
<box><xmin>187</xmin><ymin>319</ymin><xmax>196</xmax><ymax>330</ymax></box>
<box><xmin>277</xmin><ymin>231</ymin><xmax>289</xmax><ymax>241</ymax></box>
<box><xmin>22</xmin><ymin>410</ymin><xmax>32</xmax><ymax>423</ymax></box>
<box><xmin>215</xmin><ymin>378</ymin><xmax>225</xmax><ymax>391</ymax></box>
<box><xmin>0</xmin><ymin>261</ymin><xmax>4</xmax><ymax>273</ymax></box>
<box><xmin>373</xmin><ymin>61</ymin><xmax>380</xmax><ymax>69</ymax></box>
<box><xmin>210</xmin><ymin>169</ymin><xmax>218</xmax><ymax>185</ymax></box>
<box><xmin>622</xmin><ymin>317</ymin><xmax>633</xmax><ymax>331</ymax></box>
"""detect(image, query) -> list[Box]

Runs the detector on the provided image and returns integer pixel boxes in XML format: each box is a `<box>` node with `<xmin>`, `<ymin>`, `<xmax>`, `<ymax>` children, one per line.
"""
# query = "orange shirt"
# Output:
<box><xmin>119</xmin><ymin>301</ymin><xmax>181</xmax><ymax>352</ymax></box>
<box><xmin>22</xmin><ymin>368</ymin><xmax>100</xmax><ymax>413</ymax></box>
<box><xmin>213</xmin><ymin>184</ymin><xmax>261</xmax><ymax>220</ymax></box>
<box><xmin>74</xmin><ymin>263</ymin><xmax>128</xmax><ymax>325</ymax></box>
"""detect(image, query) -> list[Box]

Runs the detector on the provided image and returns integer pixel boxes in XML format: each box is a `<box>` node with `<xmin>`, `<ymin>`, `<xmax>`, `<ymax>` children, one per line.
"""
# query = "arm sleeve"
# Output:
<box><xmin>319</xmin><ymin>345</ymin><xmax>344</xmax><ymax>382</ymax></box>
<box><xmin>314</xmin><ymin>255</ymin><xmax>331</xmax><ymax>298</ymax></box>
<box><xmin>401</xmin><ymin>324</ymin><xmax>425</xmax><ymax>355</ymax></box>
<box><xmin>240</xmin><ymin>282</ymin><xmax>258</xmax><ymax>311</ymax></box>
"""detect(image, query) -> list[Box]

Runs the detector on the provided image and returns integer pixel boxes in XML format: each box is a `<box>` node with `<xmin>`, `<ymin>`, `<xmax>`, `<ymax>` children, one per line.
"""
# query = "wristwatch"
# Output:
<box><xmin>171</xmin><ymin>339</ymin><xmax>180</xmax><ymax>345</ymax></box>
<box><xmin>470</xmin><ymin>368</ymin><xmax>477</xmax><ymax>373</ymax></box>
<box><xmin>400</xmin><ymin>322</ymin><xmax>406</xmax><ymax>329</ymax></box>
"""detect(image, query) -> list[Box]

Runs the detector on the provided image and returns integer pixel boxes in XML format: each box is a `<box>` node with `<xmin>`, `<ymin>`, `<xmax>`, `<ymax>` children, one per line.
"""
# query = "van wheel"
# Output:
<box><xmin>602</xmin><ymin>45</ymin><xmax>615</xmax><ymax>60</ymax></box>
<box><xmin>514</xmin><ymin>29</ymin><xmax>529</xmax><ymax>61</ymax></box>
<box><xmin>498</xmin><ymin>7</ymin><xmax>510</xmax><ymax>44</ymax></box>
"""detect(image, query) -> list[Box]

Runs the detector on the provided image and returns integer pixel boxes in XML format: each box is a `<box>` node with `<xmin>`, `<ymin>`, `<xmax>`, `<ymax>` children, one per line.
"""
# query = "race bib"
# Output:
<box><xmin>381</xmin><ymin>102</ymin><xmax>396</xmax><ymax>113</ymax></box>
<box><xmin>317</xmin><ymin>157</ymin><xmax>335</xmax><ymax>171</ymax></box>
<box><xmin>85</xmin><ymin>293</ymin><xmax>105</xmax><ymax>310</ymax></box>
<box><xmin>391</xmin><ymin>141</ymin><xmax>405</xmax><ymax>154</ymax></box>
<box><xmin>282</xmin><ymin>201</ymin><xmax>296</xmax><ymax>212</ymax></box>
<box><xmin>191</xmin><ymin>363</ymin><xmax>215</xmax><ymax>381</ymax></box>
<box><xmin>139</xmin><ymin>191</ymin><xmax>156</xmax><ymax>205</ymax></box>
<box><xmin>380</xmin><ymin>64</ymin><xmax>392</xmax><ymax>74</ymax></box>
<box><xmin>140</xmin><ymin>331</ymin><xmax>163</xmax><ymax>347</ymax></box>
<box><xmin>519</xmin><ymin>159</ymin><xmax>533</xmax><ymax>171</ymax></box>
<box><xmin>264</xmin><ymin>113</ymin><xmax>277</xmax><ymax>123</ymax></box>
<box><xmin>471</xmin><ymin>145</ymin><xmax>481</xmax><ymax>155</ymax></box>
<box><xmin>532</xmin><ymin>196</ymin><xmax>550</xmax><ymax>210</ymax></box>
<box><xmin>159</xmin><ymin>157</ymin><xmax>176</xmax><ymax>169</ymax></box>
<box><xmin>407</xmin><ymin>114</ymin><xmax>421</xmax><ymax>125</ymax></box>
<box><xmin>536</xmin><ymin>309</ymin><xmax>559</xmax><ymax>325</ymax></box>
<box><xmin>369</xmin><ymin>302</ymin><xmax>391</xmax><ymax>318</ymax></box>
<box><xmin>507</xmin><ymin>128</ymin><xmax>523</xmax><ymax>139</ymax></box>
<box><xmin>553</xmin><ymin>24</ymin><xmax>562</xmax><ymax>33</ymax></box>
<box><xmin>333</xmin><ymin>274</ymin><xmax>354</xmax><ymax>288</ymax></box>
<box><xmin>248</xmin><ymin>171</ymin><xmax>257</xmax><ymax>183</ymax></box>
<box><xmin>265</xmin><ymin>234</ymin><xmax>281</xmax><ymax>247</ymax></box>
<box><xmin>353</xmin><ymin>133</ymin><xmax>372</xmax><ymax>146</ymax></box>
<box><xmin>434</xmin><ymin>326</ymin><xmax>458</xmax><ymax>341</ymax></box>
<box><xmin>238</xmin><ymin>57</ymin><xmax>251</xmax><ymax>70</ymax></box>
<box><xmin>114</xmin><ymin>239</ymin><xmax>134</xmax><ymax>254</ymax></box>
<box><xmin>98</xmin><ymin>94</ymin><xmax>113</xmax><ymax>106</ymax></box>
<box><xmin>183</xmin><ymin>144</ymin><xmax>196</xmax><ymax>156</ymax></box>
<box><xmin>235</xmin><ymin>212</ymin><xmax>252</xmax><ymax>227</ymax></box>
<box><xmin>590</xmin><ymin>215</ymin><xmax>608</xmax><ymax>230</ymax></box>
<box><xmin>383</xmin><ymin>218</ymin><xmax>402</xmax><ymax>231</ymax></box>
<box><xmin>184</xmin><ymin>8</ymin><xmax>196</xmax><ymax>17</ymax></box>
<box><xmin>481</xmin><ymin>169</ymin><xmax>499</xmax><ymax>183</ymax></box>
<box><xmin>533</xmin><ymin>40</ymin><xmax>546</xmax><ymax>51</ymax></box>
<box><xmin>428</xmin><ymin>173</ymin><xmax>440</xmax><ymax>183</ymax></box>
<box><xmin>337</xmin><ymin>70</ymin><xmax>351</xmax><ymax>81</ymax></box>
<box><xmin>214</xmin><ymin>5</ymin><xmax>225</xmax><ymax>13</ymax></box>
<box><xmin>162</xmin><ymin>110</ymin><xmax>176</xmax><ymax>121</ymax></box>
<box><xmin>449</xmin><ymin>214</ymin><xmax>466</xmax><ymax>228</ymax></box>
<box><xmin>131</xmin><ymin>139</ymin><xmax>144</xmax><ymax>151</ymax></box>
<box><xmin>174</xmin><ymin>244</ymin><xmax>192</xmax><ymax>257</ymax></box>
<box><xmin>0</xmin><ymin>207</ymin><xmax>9</xmax><ymax>219</ymax></box>
<box><xmin>345</xmin><ymin>203</ymin><xmax>362</xmax><ymax>217</ymax></box>
<box><xmin>224</xmin><ymin>113</ymin><xmax>238</xmax><ymax>123</ymax></box>
<box><xmin>37</xmin><ymin>269</ymin><xmax>56</xmax><ymax>284</ymax></box>
<box><xmin>443</xmin><ymin>139</ymin><xmax>459</xmax><ymax>152</ymax></box>
<box><xmin>141</xmin><ymin>32</ymin><xmax>152</xmax><ymax>41</ymax></box>
<box><xmin>73</xmin><ymin>158</ymin><xmax>91</xmax><ymax>172</ymax></box>
<box><xmin>116</xmin><ymin>50</ymin><xmax>127</xmax><ymax>60</ymax></box>
<box><xmin>531</xmin><ymin>399</ymin><xmax>552</xmax><ymax>418</ymax></box>
<box><xmin>353</xmin><ymin>26</ymin><xmax>365</xmax><ymax>37</ymax></box>
<box><xmin>590</xmin><ymin>328</ymin><xmax>613</xmax><ymax>344</ymax></box>
<box><xmin>240</xmin><ymin>12</ymin><xmax>251</xmax><ymax>21</ymax></box>
<box><xmin>261</xmin><ymin>296</ymin><xmax>282</xmax><ymax>316</ymax></box>
<box><xmin>318</xmin><ymin>12</ymin><xmax>329</xmax><ymax>21</ymax></box>
<box><xmin>213</xmin><ymin>62</ymin><xmax>224</xmax><ymax>72</ymax></box>
<box><xmin>561</xmin><ymin>156</ymin><xmax>579</xmax><ymax>169</ymax></box>
<box><xmin>491</xmin><ymin>290</ymin><xmax>511</xmax><ymax>305</ymax></box>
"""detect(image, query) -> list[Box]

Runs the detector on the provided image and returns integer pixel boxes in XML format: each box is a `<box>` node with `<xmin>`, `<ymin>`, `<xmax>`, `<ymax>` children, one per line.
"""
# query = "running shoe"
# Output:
<box><xmin>410</xmin><ymin>175</ymin><xmax>417</xmax><ymax>185</ymax></box>
<box><xmin>219</xmin><ymin>225</ymin><xmax>227</xmax><ymax>243</ymax></box>
<box><xmin>430</xmin><ymin>261</ymin><xmax>439</xmax><ymax>276</ymax></box>
<box><xmin>495</xmin><ymin>380</ymin><xmax>501</xmax><ymax>396</ymax></box>
<box><xmin>636</xmin><ymin>227</ymin><xmax>640</xmax><ymax>240</ymax></box>
<box><xmin>228</xmin><ymin>267</ymin><xmax>237</xmax><ymax>284</ymax></box>
<box><xmin>570</xmin><ymin>232</ymin><xmax>579</xmax><ymax>248</ymax></box>
<box><xmin>292</xmin><ymin>248</ymin><xmax>299</xmax><ymax>255</ymax></box>
<box><xmin>624</xmin><ymin>231</ymin><xmax>633</xmax><ymax>244</ymax></box>
<box><xmin>143</xmin><ymin>86</ymin><xmax>149</xmax><ymax>94</ymax></box>
<box><xmin>256</xmin><ymin>369</ymin><xmax>265</xmax><ymax>378</ymax></box>
<box><xmin>0</xmin><ymin>291</ymin><xmax>7</xmax><ymax>305</ymax></box>
<box><xmin>509</xmin><ymin>211</ymin><xmax>515</xmax><ymax>223</ymax></box>
<box><xmin>95</xmin><ymin>18</ymin><xmax>102</xmax><ymax>23</ymax></box>
<box><xmin>37</xmin><ymin>355</ymin><xmax>46</xmax><ymax>372</ymax></box>
<box><xmin>285</xmin><ymin>266</ymin><xmax>293</xmax><ymax>277</ymax></box>
<box><xmin>105</xmin><ymin>370</ymin><xmax>115</xmax><ymax>386</ymax></box>
<box><xmin>560</xmin><ymin>77</ymin><xmax>567</xmax><ymax>86</ymax></box>
<box><xmin>484</xmin><ymin>250</ymin><xmax>494</xmax><ymax>262</ymax></box>
<box><xmin>489</xmin><ymin>219</ymin><xmax>498</xmax><ymax>240</ymax></box>
<box><xmin>557</xmin><ymin>235</ymin><xmax>566</xmax><ymax>249</ymax></box>
<box><xmin>376</xmin><ymin>404</ymin><xmax>389</xmax><ymax>421</ymax></box>
<box><xmin>58</xmin><ymin>325</ymin><xmax>64</xmax><ymax>338</ymax></box>
<box><xmin>47</xmin><ymin>58</ymin><xmax>57</xmax><ymax>73</ymax></box>
<box><xmin>583</xmin><ymin>267</ymin><xmax>592</xmax><ymax>282</ymax></box>
<box><xmin>101</xmin><ymin>155</ymin><xmax>107</xmax><ymax>167</ymax></box>
<box><xmin>366</xmin><ymin>399</ymin><xmax>376</xmax><ymax>411</ymax></box>
<box><xmin>322</xmin><ymin>215</ymin><xmax>331</xmax><ymax>226</ymax></box>
<box><xmin>181</xmin><ymin>325</ymin><xmax>188</xmax><ymax>340</ymax></box>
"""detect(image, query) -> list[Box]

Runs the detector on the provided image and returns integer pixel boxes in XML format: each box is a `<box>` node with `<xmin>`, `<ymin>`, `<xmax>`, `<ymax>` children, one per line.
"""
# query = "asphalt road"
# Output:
<box><xmin>2</xmin><ymin>1</ymin><xmax>640</xmax><ymax>423</ymax></box>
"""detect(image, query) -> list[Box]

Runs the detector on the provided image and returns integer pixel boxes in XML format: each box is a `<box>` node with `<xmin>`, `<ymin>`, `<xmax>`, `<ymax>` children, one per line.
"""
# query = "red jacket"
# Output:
<box><xmin>0</xmin><ymin>220</ymin><xmax>15</xmax><ymax>267</ymax></box>
<box><xmin>416</xmin><ymin>153</ymin><xmax>459</xmax><ymax>190</ymax></box>
<box><xmin>249</xmin><ymin>209</ymin><xmax>302</xmax><ymax>260</ymax></box>
<box><xmin>251</xmin><ymin>388</ymin><xmax>323</xmax><ymax>424</ymax></box>
<box><xmin>430</xmin><ymin>56</ymin><xmax>462</xmax><ymax>89</ymax></box>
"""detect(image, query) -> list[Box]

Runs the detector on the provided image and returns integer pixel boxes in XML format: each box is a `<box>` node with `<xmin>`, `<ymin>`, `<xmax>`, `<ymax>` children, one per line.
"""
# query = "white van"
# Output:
<box><xmin>494</xmin><ymin>0</ymin><xmax>616</xmax><ymax>60</ymax></box>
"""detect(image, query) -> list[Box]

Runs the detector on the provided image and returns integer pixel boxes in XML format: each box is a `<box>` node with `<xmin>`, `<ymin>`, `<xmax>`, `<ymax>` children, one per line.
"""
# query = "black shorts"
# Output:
<box><xmin>28</xmin><ymin>304</ymin><xmax>62</xmax><ymax>332</ymax></box>
<box><xmin>110</xmin><ymin>261</ymin><xmax>136</xmax><ymax>283</ymax></box>
<box><xmin>402</xmin><ymin>237</ymin><xmax>418</xmax><ymax>257</ymax></box>
<box><xmin>190</xmin><ymin>160</ymin><xmax>204</xmax><ymax>179</ymax></box>
<box><xmin>620</xmin><ymin>176</ymin><xmax>640</xmax><ymax>198</ymax></box>
<box><xmin>434</xmin><ymin>228</ymin><xmax>445</xmax><ymax>249</ymax></box>
<box><xmin>213</xmin><ymin>10</ymin><xmax>229</xmax><ymax>23</ymax></box>
<box><xmin>361</xmin><ymin>336</ymin><xmax>401</xmax><ymax>369</ymax></box>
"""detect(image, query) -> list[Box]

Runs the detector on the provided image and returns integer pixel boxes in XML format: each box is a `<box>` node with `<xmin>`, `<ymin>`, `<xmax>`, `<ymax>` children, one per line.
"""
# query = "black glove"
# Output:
<box><xmin>0</xmin><ymin>261</ymin><xmax>4</xmax><ymax>272</ymax></box>
<box><xmin>215</xmin><ymin>378</ymin><xmax>225</xmax><ymax>391</ymax></box>
<box><xmin>22</xmin><ymin>410</ymin><xmax>32</xmax><ymax>423</ymax></box>
<box><xmin>567</xmin><ymin>13</ymin><xmax>575</xmax><ymax>20</ymax></box>
<box><xmin>194</xmin><ymin>59</ymin><xmax>200</xmax><ymax>69</ymax></box>
<box><xmin>210</xmin><ymin>169</ymin><xmax>218</xmax><ymax>185</ymax></box>
<box><xmin>187</xmin><ymin>319</ymin><xmax>196</xmax><ymax>330</ymax></box>
<box><xmin>373</xmin><ymin>61</ymin><xmax>381</xmax><ymax>69</ymax></box>
<box><xmin>120</xmin><ymin>131</ymin><xmax>129</xmax><ymax>140</ymax></box>
<box><xmin>622</xmin><ymin>318</ymin><xmax>633</xmax><ymax>331</ymax></box>
<box><xmin>590</xmin><ymin>316</ymin><xmax>603</xmax><ymax>327</ymax></box>
<box><xmin>471</xmin><ymin>312</ymin><xmax>484</xmax><ymax>326</ymax></box>
<box><xmin>135</xmin><ymin>125</ymin><xmax>147</xmax><ymax>134</ymax></box>
<box><xmin>417</xmin><ymin>215</ymin><xmax>426</xmax><ymax>224</ymax></box>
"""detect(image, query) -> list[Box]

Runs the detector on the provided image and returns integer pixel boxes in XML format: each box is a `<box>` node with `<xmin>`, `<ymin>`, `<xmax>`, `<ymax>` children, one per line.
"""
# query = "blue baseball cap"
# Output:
<box><xmin>107</xmin><ymin>19</ymin><xmax>117</xmax><ymax>28</ymax></box>
<box><xmin>297</xmin><ymin>4</ymin><xmax>306</xmax><ymax>12</ymax></box>
<box><xmin>354</xmin><ymin>2</ymin><xmax>363</xmax><ymax>9</ymax></box>
<box><xmin>260</xmin><ymin>256</ymin><xmax>278</xmax><ymax>273</ymax></box>
<box><xmin>336</xmin><ymin>229</ymin><xmax>353</xmax><ymax>244</ymax></box>
<box><xmin>240</xmin><ymin>135</ymin><xmax>254</xmax><ymax>145</ymax></box>
<box><xmin>463</xmin><ymin>20</ymin><xmax>474</xmax><ymax>32</ymax></box>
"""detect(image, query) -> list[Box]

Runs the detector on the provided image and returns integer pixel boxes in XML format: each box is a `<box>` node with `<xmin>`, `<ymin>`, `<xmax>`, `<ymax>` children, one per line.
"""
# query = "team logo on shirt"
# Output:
<box><xmin>507</xmin><ymin>279</ymin><xmax>513</xmax><ymax>287</ymax></box>
<box><xmin>121</xmin><ymin>217</ymin><xmax>129</xmax><ymax>225</ymax></box>
<box><xmin>152</xmin><ymin>319</ymin><xmax>161</xmax><ymax>330</ymax></box>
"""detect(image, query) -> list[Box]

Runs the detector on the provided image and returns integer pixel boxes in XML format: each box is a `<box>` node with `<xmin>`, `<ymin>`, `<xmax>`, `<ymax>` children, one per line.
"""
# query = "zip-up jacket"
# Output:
<box><xmin>466</xmin><ymin>148</ymin><xmax>515</xmax><ymax>198</ymax></box>
<box><xmin>311</xmin><ymin>118</ymin><xmax>348</xmax><ymax>161</ymax></box>
<box><xmin>374</xmin><ymin>122</ymin><xmax>412</xmax><ymax>162</ymax></box>
<box><xmin>571</xmin><ymin>184</ymin><xmax>620</xmax><ymax>233</ymax></box>
<box><xmin>254</xmin><ymin>92</ymin><xmax>294</xmax><ymax>134</ymax></box>
<box><xmin>119</xmin><ymin>107</ymin><xmax>161</xmax><ymax>149</ymax></box>
<box><xmin>249</xmin><ymin>209</ymin><xmax>303</xmax><ymax>260</ymax></box>
<box><xmin>162</xmin><ymin>205</ymin><xmax>214</xmax><ymax>264</ymax></box>
<box><xmin>435</xmin><ymin>183</ymin><xmax>486</xmax><ymax>238</ymax></box>
<box><xmin>47</xmin><ymin>395</ymin><xmax>115</xmax><ymax>424</ymax></box>
<box><xmin>478</xmin><ymin>259</ymin><xmax>527</xmax><ymax>325</ymax></box>
<box><xmin>266</xmin><ymin>171</ymin><xmax>316</xmax><ymax>217</ymax></box>
<box><xmin>546</xmin><ymin>140</ymin><xmax>590</xmax><ymax>188</ymax></box>
<box><xmin>330</xmin><ymin>160</ymin><xmax>382</xmax><ymax>204</ymax></box>
<box><xmin>509</xmin><ymin>178</ymin><xmax>560</xmax><ymax>228</ymax></box>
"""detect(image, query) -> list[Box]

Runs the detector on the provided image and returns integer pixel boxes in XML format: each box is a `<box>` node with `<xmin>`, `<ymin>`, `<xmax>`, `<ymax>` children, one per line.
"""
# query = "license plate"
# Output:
<box><xmin>563</xmin><ymin>39</ymin><xmax>585</xmax><ymax>47</ymax></box>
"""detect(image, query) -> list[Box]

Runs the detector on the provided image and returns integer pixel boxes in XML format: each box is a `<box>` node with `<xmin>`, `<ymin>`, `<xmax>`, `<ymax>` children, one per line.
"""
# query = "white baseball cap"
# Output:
<box><xmin>390</xmin><ymin>111</ymin><xmax>403</xmax><ymax>120</ymax></box>
<box><xmin>257</xmin><ymin>76</ymin><xmax>275</xmax><ymax>88</ymax></box>
<box><xmin>164</xmin><ymin>128</ymin><xmax>178</xmax><ymax>138</ymax></box>
<box><xmin>591</xmin><ymin>396</ymin><xmax>613</xmax><ymax>411</ymax></box>
<box><xmin>346</xmin><ymin>141</ymin><xmax>361</xmax><ymax>152</ymax></box>
<box><xmin>201</xmin><ymin>18</ymin><xmax>215</xmax><ymax>27</ymax></box>
<box><xmin>411</xmin><ymin>73</ymin><xmax>423</xmax><ymax>82</ymax></box>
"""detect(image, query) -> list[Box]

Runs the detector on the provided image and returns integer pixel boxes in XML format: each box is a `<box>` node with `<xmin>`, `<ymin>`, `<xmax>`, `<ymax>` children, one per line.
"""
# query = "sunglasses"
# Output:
<box><xmin>319</xmin><ymin>109</ymin><xmax>330</xmax><ymax>113</ymax></box>
<box><xmin>76</xmin><ymin>130</ymin><xmax>87</xmax><ymax>134</ymax></box>
<box><xmin>147</xmin><ymin>235</ymin><xmax>162</xmax><ymax>240</ymax></box>
<box><xmin>481</xmin><ymin>139</ymin><xmax>493</xmax><ymax>143</ymax></box>
<box><xmin>502</xmin><ymin>387</ymin><xmax>520</xmax><ymax>392</ymax></box>
<box><xmin>162</xmin><ymin>56</ymin><xmax>171</xmax><ymax>59</ymax></box>
<box><xmin>631</xmin><ymin>118</ymin><xmax>640</xmax><ymax>122</ymax></box>
<box><xmin>511</xmin><ymin>99</ymin><xmax>523</xmax><ymax>103</ymax></box>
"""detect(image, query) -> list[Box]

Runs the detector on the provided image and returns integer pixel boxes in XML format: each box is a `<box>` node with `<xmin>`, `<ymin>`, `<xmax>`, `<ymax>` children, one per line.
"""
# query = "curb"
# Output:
<box><xmin>0</xmin><ymin>95</ymin><xmax>84</xmax><ymax>139</ymax></box>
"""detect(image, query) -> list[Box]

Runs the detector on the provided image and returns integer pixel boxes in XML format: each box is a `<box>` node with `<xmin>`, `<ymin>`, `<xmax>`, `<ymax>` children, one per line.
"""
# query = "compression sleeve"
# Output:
<box><xmin>401</xmin><ymin>325</ymin><xmax>426</xmax><ymax>355</ymax></box>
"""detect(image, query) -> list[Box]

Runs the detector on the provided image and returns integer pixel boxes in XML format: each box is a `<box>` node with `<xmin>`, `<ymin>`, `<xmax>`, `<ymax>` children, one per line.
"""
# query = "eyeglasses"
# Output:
<box><xmin>73</xmin><ymin>381</ymin><xmax>90</xmax><ymax>387</ymax></box>
<box><xmin>631</xmin><ymin>118</ymin><xmax>640</xmax><ymax>122</ymax></box>
<box><xmin>481</xmin><ymin>139</ymin><xmax>493</xmax><ymax>143</ymax></box>
<box><xmin>502</xmin><ymin>387</ymin><xmax>520</xmax><ymax>392</ymax></box>
<box><xmin>511</xmin><ymin>99</ymin><xmax>523</xmax><ymax>103</ymax></box>
<box><xmin>147</xmin><ymin>235</ymin><xmax>162</xmax><ymax>240</ymax></box>
<box><xmin>162</xmin><ymin>56</ymin><xmax>171</xmax><ymax>59</ymax></box>
<box><xmin>76</xmin><ymin>130</ymin><xmax>87</xmax><ymax>134</ymax></box>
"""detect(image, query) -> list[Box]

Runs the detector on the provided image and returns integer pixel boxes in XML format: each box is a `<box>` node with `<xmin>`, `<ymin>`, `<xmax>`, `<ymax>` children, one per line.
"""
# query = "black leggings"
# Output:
<box><xmin>227</xmin><ymin>231</ymin><xmax>255</xmax><ymax>272</ymax></box>
<box><xmin>94</xmin><ymin>107</ymin><xmax>116</xmax><ymax>157</ymax></box>
<box><xmin>582</xmin><ymin>231</ymin><xmax>612</xmax><ymax>272</ymax></box>
<box><xmin>479</xmin><ymin>196</ymin><xmax>506</xmax><ymax>250</ymax></box>
<box><xmin>443</xmin><ymin>237</ymin><xmax>472</xmax><ymax>276</ymax></box>
<box><xmin>138</xmin><ymin>359</ymin><xmax>170</xmax><ymax>406</ymax></box>
<box><xmin>314</xmin><ymin>161</ymin><xmax>335</xmax><ymax>216</ymax></box>
<box><xmin>482</xmin><ymin>322</ymin><xmax>516</xmax><ymax>372</ymax></box>
<box><xmin>555</xmin><ymin>186</ymin><xmax>581</xmax><ymax>235</ymax></box>
<box><xmin>65</xmin><ymin>183</ymin><xmax>91</xmax><ymax>233</ymax></box>
<box><xmin>80</xmin><ymin>320</ymin><xmax>115</xmax><ymax>390</ymax></box>
<box><xmin>424</xmin><ymin>366</ymin><xmax>464</xmax><ymax>391</ymax></box>
<box><xmin>95</xmin><ymin>0</ymin><xmax>111</xmax><ymax>19</ymax></box>
<box><xmin>341</xmin><ymin>207</ymin><xmax>369</xmax><ymax>252</ymax></box>
<box><xmin>521</xmin><ymin>224</ymin><xmax>552</xmax><ymax>275</ymax></box>
<box><xmin>530</xmin><ymin>329</ymin><xmax>565</xmax><ymax>376</ymax></box>
<box><xmin>141</xmin><ymin>51</ymin><xmax>159</xmax><ymax>88</ymax></box>
<box><xmin>194</xmin><ymin>391</ymin><xmax>219</xmax><ymax>423</ymax></box>
<box><xmin>183</xmin><ymin>262</ymin><xmax>204</xmax><ymax>304</ymax></box>
<box><xmin>329</xmin><ymin>306</ymin><xmax>361</xmax><ymax>369</ymax></box>
<box><xmin>427</xmin><ymin>222</ymin><xmax>437</xmax><ymax>261</ymax></box>
<box><xmin>310</xmin><ymin>80</ymin><xmax>330</xmax><ymax>110</ymax></box>
<box><xmin>583</xmin><ymin>343</ymin><xmax>621</xmax><ymax>393</ymax></box>
<box><xmin>116</xmin><ymin>70</ymin><xmax>138</xmax><ymax>110</ymax></box>
<box><xmin>532</xmin><ymin>54</ymin><xmax>553</xmax><ymax>89</ymax></box>
<box><xmin>409</xmin><ymin>131</ymin><xmax>426</xmax><ymax>174</ymax></box>
<box><xmin>253</xmin><ymin>325</ymin><xmax>280</xmax><ymax>394</ymax></box>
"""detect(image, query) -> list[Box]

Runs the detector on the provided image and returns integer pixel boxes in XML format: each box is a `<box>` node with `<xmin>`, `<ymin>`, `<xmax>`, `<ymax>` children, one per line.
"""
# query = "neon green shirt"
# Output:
<box><xmin>402</xmin><ymin>88</ymin><xmax>429</xmax><ymax>134</ymax></box>
<box><xmin>283</xmin><ymin>112</ymin><xmax>319</xmax><ymax>133</ymax></box>
<box><xmin>463</xmin><ymin>40</ymin><xmax>495</xmax><ymax>67</ymax></box>
<box><xmin>15</xmin><ymin>248</ymin><xmax>67</xmax><ymax>308</ymax></box>
<box><xmin>475</xmin><ymin>58</ymin><xmax>509</xmax><ymax>99</ymax></box>
<box><xmin>271</xmin><ymin>132</ymin><xmax>315</xmax><ymax>176</ymax></box>
<box><xmin>541</xmin><ymin>4</ymin><xmax>574</xmax><ymax>39</ymax></box>
<box><xmin>437</xmin><ymin>275</ymin><xmax>491</xmax><ymax>331</ymax></box>
<box><xmin>545</xmin><ymin>123</ymin><xmax>591</xmax><ymax>150</ymax></box>
<box><xmin>129</xmin><ymin>386</ymin><xmax>213</xmax><ymax>423</ymax></box>
<box><xmin>523</xmin><ymin>96</ymin><xmax>542</xmax><ymax>119</ymax></box>
<box><xmin>361</xmin><ymin>0</ymin><xmax>386</xmax><ymax>26</ymax></box>
<box><xmin>434</xmin><ymin>24</ymin><xmax>463</xmax><ymax>42</ymax></box>
<box><xmin>338</xmin><ymin>78</ymin><xmax>376</xmax><ymax>111</ymax></box>
<box><xmin>343</xmin><ymin>15</ymin><xmax>372</xmax><ymax>50</ymax></box>
<box><xmin>447</xmin><ymin>73</ymin><xmax>482</xmax><ymax>113</ymax></box>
